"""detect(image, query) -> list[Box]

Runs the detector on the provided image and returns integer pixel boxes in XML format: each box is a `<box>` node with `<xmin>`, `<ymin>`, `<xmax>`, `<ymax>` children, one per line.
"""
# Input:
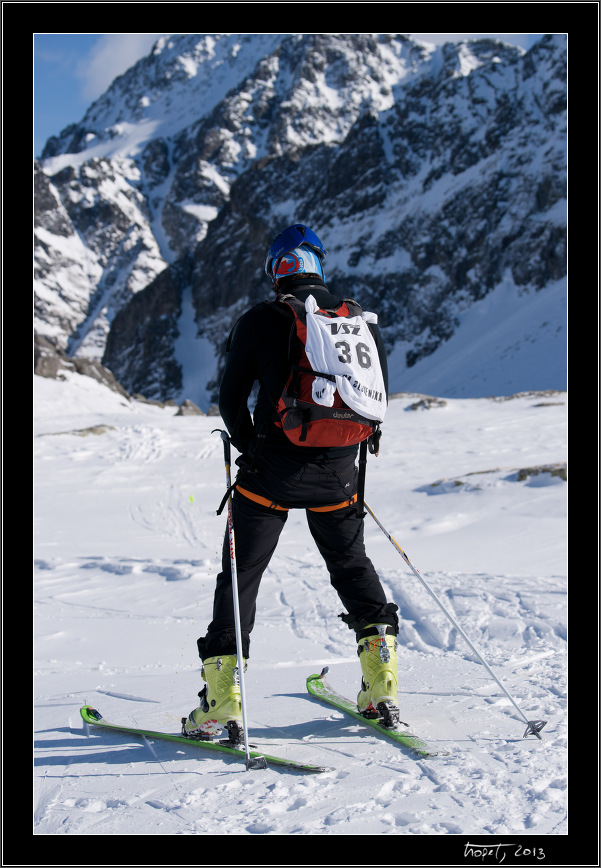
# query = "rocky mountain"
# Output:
<box><xmin>34</xmin><ymin>33</ymin><xmax>567</xmax><ymax>406</ymax></box>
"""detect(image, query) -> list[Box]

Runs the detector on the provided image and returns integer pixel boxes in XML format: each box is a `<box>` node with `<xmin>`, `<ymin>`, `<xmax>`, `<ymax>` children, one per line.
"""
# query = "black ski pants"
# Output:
<box><xmin>198</xmin><ymin>451</ymin><xmax>398</xmax><ymax>660</ymax></box>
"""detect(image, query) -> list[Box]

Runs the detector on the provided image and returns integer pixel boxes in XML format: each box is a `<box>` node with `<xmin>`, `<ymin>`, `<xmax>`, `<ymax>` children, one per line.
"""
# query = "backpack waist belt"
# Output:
<box><xmin>236</xmin><ymin>485</ymin><xmax>357</xmax><ymax>513</ymax></box>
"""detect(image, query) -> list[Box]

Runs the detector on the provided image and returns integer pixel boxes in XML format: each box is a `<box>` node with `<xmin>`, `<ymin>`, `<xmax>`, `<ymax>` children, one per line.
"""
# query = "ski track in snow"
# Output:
<box><xmin>33</xmin><ymin>375</ymin><xmax>568</xmax><ymax>842</ymax></box>
<box><xmin>34</xmin><ymin>558</ymin><xmax>567</xmax><ymax>839</ymax></box>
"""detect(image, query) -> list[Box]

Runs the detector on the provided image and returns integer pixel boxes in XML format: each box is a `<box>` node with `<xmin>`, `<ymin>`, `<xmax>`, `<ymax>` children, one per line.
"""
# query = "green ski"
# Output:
<box><xmin>306</xmin><ymin>668</ymin><xmax>449</xmax><ymax>758</ymax></box>
<box><xmin>80</xmin><ymin>705</ymin><xmax>331</xmax><ymax>773</ymax></box>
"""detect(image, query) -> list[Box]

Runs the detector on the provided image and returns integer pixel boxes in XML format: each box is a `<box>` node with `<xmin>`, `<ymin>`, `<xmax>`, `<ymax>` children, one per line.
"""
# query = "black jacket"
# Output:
<box><xmin>218</xmin><ymin>277</ymin><xmax>389</xmax><ymax>460</ymax></box>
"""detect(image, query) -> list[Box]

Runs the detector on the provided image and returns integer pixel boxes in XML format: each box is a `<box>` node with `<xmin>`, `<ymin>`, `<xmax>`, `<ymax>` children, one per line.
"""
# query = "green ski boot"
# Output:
<box><xmin>356</xmin><ymin>624</ymin><xmax>400</xmax><ymax>728</ymax></box>
<box><xmin>182</xmin><ymin>655</ymin><xmax>244</xmax><ymax>743</ymax></box>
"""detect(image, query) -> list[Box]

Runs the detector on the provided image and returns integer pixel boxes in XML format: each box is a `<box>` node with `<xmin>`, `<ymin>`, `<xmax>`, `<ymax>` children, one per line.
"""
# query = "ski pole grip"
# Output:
<box><xmin>212</xmin><ymin>428</ymin><xmax>232</xmax><ymax>464</ymax></box>
<box><xmin>220</xmin><ymin>429</ymin><xmax>231</xmax><ymax>464</ymax></box>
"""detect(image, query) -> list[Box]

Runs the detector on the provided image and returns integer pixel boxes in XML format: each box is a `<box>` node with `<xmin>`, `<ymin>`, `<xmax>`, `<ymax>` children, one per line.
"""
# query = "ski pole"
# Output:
<box><xmin>214</xmin><ymin>429</ymin><xmax>267</xmax><ymax>770</ymax></box>
<box><xmin>364</xmin><ymin>501</ymin><xmax>547</xmax><ymax>739</ymax></box>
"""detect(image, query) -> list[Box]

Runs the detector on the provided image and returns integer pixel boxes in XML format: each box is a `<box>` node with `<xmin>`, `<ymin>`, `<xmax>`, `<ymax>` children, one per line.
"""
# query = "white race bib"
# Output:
<box><xmin>304</xmin><ymin>295</ymin><xmax>387</xmax><ymax>422</ymax></box>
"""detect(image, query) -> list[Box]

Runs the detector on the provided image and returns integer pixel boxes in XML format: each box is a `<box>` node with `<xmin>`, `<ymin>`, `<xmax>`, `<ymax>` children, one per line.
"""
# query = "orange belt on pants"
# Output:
<box><xmin>235</xmin><ymin>485</ymin><xmax>357</xmax><ymax>513</ymax></box>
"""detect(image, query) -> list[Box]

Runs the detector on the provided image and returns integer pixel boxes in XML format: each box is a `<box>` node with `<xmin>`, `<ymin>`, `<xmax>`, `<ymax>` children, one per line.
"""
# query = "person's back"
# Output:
<box><xmin>219</xmin><ymin>281</ymin><xmax>388</xmax><ymax>460</ymax></box>
<box><xmin>182</xmin><ymin>224</ymin><xmax>400</xmax><ymax>745</ymax></box>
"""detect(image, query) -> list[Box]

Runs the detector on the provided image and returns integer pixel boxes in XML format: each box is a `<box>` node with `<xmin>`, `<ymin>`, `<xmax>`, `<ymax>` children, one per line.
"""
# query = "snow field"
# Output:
<box><xmin>33</xmin><ymin>372</ymin><xmax>568</xmax><ymax>845</ymax></box>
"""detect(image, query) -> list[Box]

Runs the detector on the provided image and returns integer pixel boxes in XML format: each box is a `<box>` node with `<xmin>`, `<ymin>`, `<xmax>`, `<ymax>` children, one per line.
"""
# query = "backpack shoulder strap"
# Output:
<box><xmin>341</xmin><ymin>297</ymin><xmax>363</xmax><ymax>317</ymax></box>
<box><xmin>271</xmin><ymin>293</ymin><xmax>304</xmax><ymax>317</ymax></box>
<box><xmin>272</xmin><ymin>293</ymin><xmax>363</xmax><ymax>319</ymax></box>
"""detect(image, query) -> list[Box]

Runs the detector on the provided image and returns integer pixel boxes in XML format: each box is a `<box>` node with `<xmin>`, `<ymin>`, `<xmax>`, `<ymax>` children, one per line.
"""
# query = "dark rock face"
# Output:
<box><xmin>102</xmin><ymin>256</ymin><xmax>194</xmax><ymax>400</ymax></box>
<box><xmin>34</xmin><ymin>334</ymin><xmax>130</xmax><ymax>399</ymax></box>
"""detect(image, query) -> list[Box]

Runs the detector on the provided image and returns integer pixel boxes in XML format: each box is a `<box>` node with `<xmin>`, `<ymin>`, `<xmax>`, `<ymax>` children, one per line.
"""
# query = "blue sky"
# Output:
<box><xmin>34</xmin><ymin>33</ymin><xmax>168</xmax><ymax>157</ymax></box>
<box><xmin>33</xmin><ymin>32</ymin><xmax>545</xmax><ymax>159</ymax></box>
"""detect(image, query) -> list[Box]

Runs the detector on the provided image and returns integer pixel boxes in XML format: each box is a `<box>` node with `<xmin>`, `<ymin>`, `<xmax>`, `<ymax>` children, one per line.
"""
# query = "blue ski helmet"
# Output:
<box><xmin>265</xmin><ymin>224</ymin><xmax>327</xmax><ymax>283</ymax></box>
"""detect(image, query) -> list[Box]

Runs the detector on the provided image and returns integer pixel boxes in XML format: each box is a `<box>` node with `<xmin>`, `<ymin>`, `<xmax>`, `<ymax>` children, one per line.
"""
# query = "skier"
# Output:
<box><xmin>183</xmin><ymin>224</ymin><xmax>400</xmax><ymax>743</ymax></box>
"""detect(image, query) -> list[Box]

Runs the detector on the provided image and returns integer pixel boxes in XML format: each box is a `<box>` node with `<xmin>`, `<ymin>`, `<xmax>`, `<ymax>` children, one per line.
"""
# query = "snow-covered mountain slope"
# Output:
<box><xmin>34</xmin><ymin>372</ymin><xmax>568</xmax><ymax>841</ymax></box>
<box><xmin>34</xmin><ymin>33</ymin><xmax>567</xmax><ymax>408</ymax></box>
<box><xmin>41</xmin><ymin>34</ymin><xmax>289</xmax><ymax>164</ymax></box>
<box><xmin>388</xmin><ymin>276</ymin><xmax>566</xmax><ymax>398</ymax></box>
